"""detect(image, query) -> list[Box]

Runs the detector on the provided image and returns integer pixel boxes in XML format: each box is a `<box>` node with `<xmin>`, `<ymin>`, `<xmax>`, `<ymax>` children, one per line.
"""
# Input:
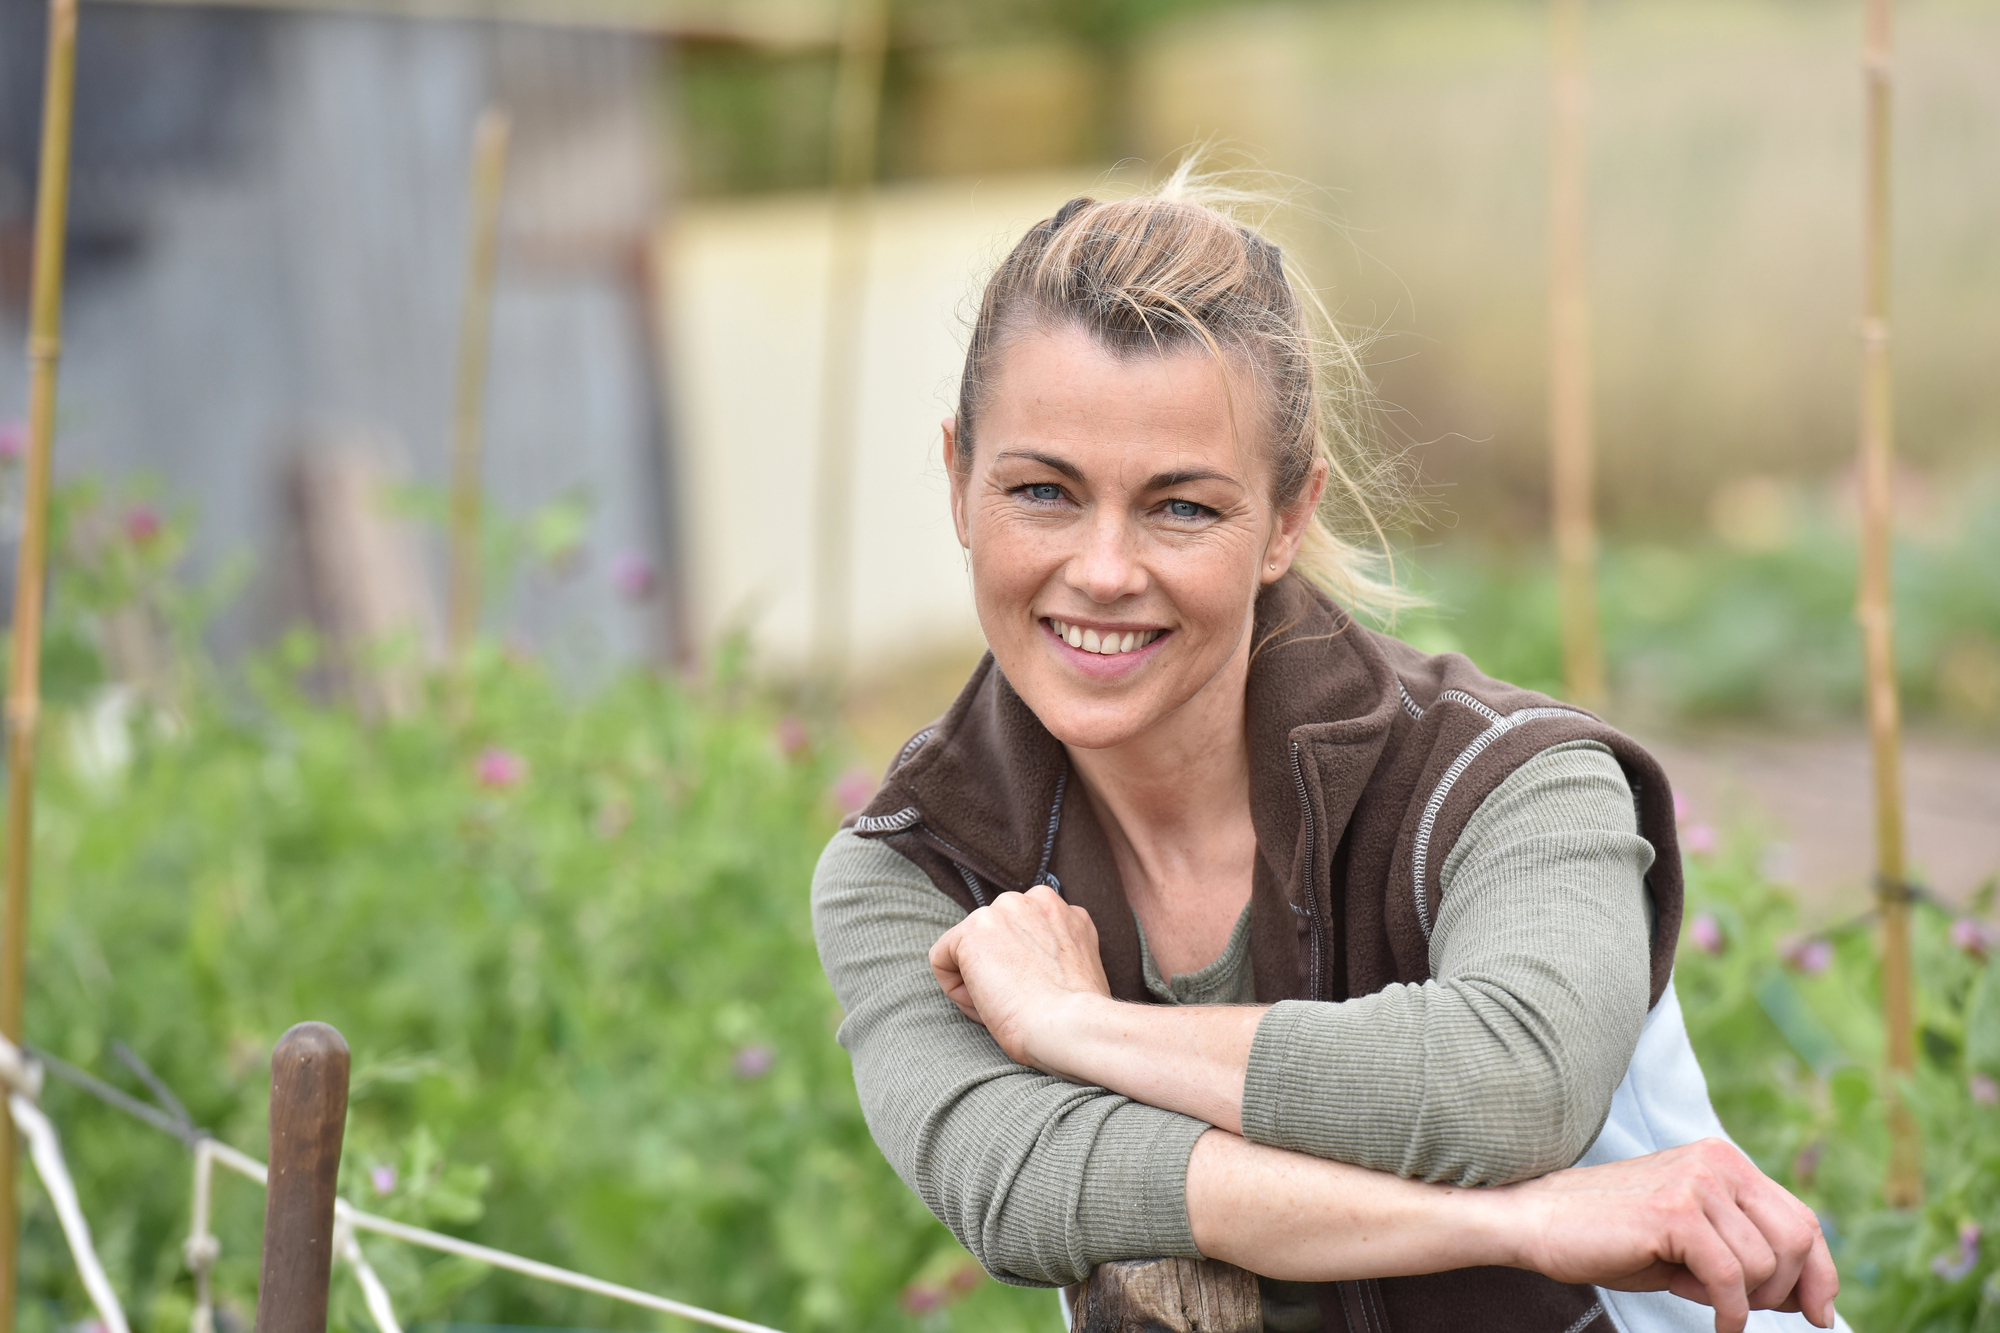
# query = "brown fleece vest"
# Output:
<box><xmin>851</xmin><ymin>575</ymin><xmax>1682</xmax><ymax>1333</ymax></box>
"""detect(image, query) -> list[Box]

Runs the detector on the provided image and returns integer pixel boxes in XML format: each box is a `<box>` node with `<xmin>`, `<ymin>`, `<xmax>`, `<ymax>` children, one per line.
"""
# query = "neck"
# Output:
<box><xmin>1063</xmin><ymin>627</ymin><xmax>1255</xmax><ymax>885</ymax></box>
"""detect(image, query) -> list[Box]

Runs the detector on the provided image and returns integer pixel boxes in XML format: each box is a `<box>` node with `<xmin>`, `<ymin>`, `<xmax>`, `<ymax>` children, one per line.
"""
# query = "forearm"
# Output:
<box><xmin>1025</xmin><ymin>993</ymin><xmax>1263</xmax><ymax>1133</ymax></box>
<box><xmin>1185</xmin><ymin>1129</ymin><xmax>1514</xmax><ymax>1281</ymax></box>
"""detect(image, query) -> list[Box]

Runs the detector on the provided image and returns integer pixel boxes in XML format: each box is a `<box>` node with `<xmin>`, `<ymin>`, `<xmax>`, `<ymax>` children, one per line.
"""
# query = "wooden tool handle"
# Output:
<box><xmin>253</xmin><ymin>1022</ymin><xmax>351</xmax><ymax>1333</ymax></box>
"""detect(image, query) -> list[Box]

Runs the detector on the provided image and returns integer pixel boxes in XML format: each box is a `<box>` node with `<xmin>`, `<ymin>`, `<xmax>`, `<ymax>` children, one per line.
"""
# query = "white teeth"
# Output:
<box><xmin>1120</xmin><ymin>632</ymin><xmax>1136</xmax><ymax>653</ymax></box>
<box><xmin>1081</xmin><ymin>628</ymin><xmax>1100</xmax><ymax>653</ymax></box>
<box><xmin>1066</xmin><ymin>624</ymin><xmax>1082</xmax><ymax>649</ymax></box>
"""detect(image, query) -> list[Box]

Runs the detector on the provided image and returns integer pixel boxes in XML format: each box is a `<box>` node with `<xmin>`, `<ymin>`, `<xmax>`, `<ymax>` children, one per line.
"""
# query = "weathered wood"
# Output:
<box><xmin>1067</xmin><ymin>1258</ymin><xmax>1262</xmax><ymax>1333</ymax></box>
<box><xmin>254</xmin><ymin>1022</ymin><xmax>351</xmax><ymax>1333</ymax></box>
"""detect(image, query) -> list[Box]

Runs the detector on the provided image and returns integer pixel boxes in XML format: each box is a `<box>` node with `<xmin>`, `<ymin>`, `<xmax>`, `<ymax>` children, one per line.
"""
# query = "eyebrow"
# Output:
<box><xmin>993</xmin><ymin>451</ymin><xmax>1242</xmax><ymax>492</ymax></box>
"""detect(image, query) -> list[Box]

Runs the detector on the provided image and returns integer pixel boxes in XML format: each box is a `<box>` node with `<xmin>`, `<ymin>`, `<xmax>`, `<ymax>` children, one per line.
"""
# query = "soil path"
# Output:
<box><xmin>1645</xmin><ymin>732</ymin><xmax>2000</xmax><ymax>923</ymax></box>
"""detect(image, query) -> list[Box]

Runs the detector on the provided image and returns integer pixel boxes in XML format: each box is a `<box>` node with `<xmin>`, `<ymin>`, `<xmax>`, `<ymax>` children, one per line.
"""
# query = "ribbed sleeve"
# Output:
<box><xmin>1239</xmin><ymin>741</ymin><xmax>1655</xmax><ymax>1185</ymax></box>
<box><xmin>810</xmin><ymin>830</ymin><xmax>1208</xmax><ymax>1286</ymax></box>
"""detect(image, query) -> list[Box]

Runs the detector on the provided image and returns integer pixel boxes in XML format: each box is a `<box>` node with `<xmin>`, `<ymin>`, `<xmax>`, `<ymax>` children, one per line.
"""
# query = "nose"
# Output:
<box><xmin>1066</xmin><ymin>506</ymin><xmax>1147</xmax><ymax>604</ymax></box>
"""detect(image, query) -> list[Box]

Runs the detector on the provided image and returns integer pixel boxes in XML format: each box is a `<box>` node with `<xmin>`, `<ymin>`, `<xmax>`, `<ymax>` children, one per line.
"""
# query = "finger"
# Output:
<box><xmin>1705</xmin><ymin>1145</ymin><xmax>1823</xmax><ymax>1317</ymax></box>
<box><xmin>1666</xmin><ymin>1211</ymin><xmax>1750</xmax><ymax>1333</ymax></box>
<box><xmin>1700</xmin><ymin>1182</ymin><xmax>1780</xmax><ymax>1303</ymax></box>
<box><xmin>1789</xmin><ymin>1230</ymin><xmax>1839</xmax><ymax>1328</ymax></box>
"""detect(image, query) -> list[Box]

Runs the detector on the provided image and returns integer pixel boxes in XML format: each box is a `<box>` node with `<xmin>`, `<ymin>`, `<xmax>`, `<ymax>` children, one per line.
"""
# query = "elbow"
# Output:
<box><xmin>1422</xmin><ymin>1052</ymin><xmax>1609</xmax><ymax>1187</ymax></box>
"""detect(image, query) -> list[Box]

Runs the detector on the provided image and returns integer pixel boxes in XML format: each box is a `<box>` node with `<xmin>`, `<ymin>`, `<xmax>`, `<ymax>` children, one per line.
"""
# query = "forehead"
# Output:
<box><xmin>978</xmin><ymin>324</ymin><xmax>1268</xmax><ymax>483</ymax></box>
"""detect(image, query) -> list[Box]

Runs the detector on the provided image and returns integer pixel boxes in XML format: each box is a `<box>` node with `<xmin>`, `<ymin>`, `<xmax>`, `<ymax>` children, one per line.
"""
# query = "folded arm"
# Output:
<box><xmin>931</xmin><ymin>743</ymin><xmax>1655</xmax><ymax>1184</ymax></box>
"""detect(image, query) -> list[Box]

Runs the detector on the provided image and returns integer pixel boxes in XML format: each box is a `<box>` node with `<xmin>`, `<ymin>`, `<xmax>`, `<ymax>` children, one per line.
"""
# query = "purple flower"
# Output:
<box><xmin>1951</xmin><ymin>917</ymin><xmax>1996</xmax><ymax>960</ymax></box>
<box><xmin>732</xmin><ymin>1045</ymin><xmax>774</xmax><ymax>1079</ymax></box>
<box><xmin>0</xmin><ymin>421</ymin><xmax>25</xmax><ymax>462</ymax></box>
<box><xmin>474</xmin><ymin>746</ymin><xmax>529</xmax><ymax>789</ymax></box>
<box><xmin>124</xmin><ymin>505</ymin><xmax>161</xmax><ymax>545</ymax></box>
<box><xmin>1972</xmin><ymin>1073</ymin><xmax>1999</xmax><ymax>1107</ymax></box>
<box><xmin>1791</xmin><ymin>1140</ymin><xmax>1824</xmax><ymax>1187</ymax></box>
<box><xmin>609</xmin><ymin>551</ymin><xmax>656</xmax><ymax>602</ymax></box>
<box><xmin>773</xmin><ymin>716</ymin><xmax>809</xmax><ymax>760</ymax></box>
<box><xmin>1932</xmin><ymin>1222</ymin><xmax>1982</xmax><ymax>1281</ymax></box>
<box><xmin>1689</xmin><ymin>912</ymin><xmax>1725</xmax><ymax>956</ymax></box>
<box><xmin>1683</xmin><ymin>822</ymin><xmax>1717</xmax><ymax>855</ymax></box>
<box><xmin>830</xmin><ymin>765</ymin><xmax>876</xmax><ymax>816</ymax></box>
<box><xmin>370</xmin><ymin>1164</ymin><xmax>398</xmax><ymax>1196</ymax></box>
<box><xmin>1672</xmin><ymin>791</ymin><xmax>1690</xmax><ymax>823</ymax></box>
<box><xmin>1781</xmin><ymin>937</ymin><xmax>1834</xmax><ymax>976</ymax></box>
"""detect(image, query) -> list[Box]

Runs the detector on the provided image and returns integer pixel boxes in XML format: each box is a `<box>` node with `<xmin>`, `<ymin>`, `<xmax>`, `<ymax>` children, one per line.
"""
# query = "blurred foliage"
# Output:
<box><xmin>7</xmin><ymin>477</ymin><xmax>2000</xmax><ymax>1333</ymax></box>
<box><xmin>10</xmin><ymin>486</ymin><xmax>1054</xmax><ymax>1333</ymax></box>
<box><xmin>1676</xmin><ymin>819</ymin><xmax>2000</xmax><ymax>1332</ymax></box>
<box><xmin>1396</xmin><ymin>474</ymin><xmax>2000</xmax><ymax>732</ymax></box>
<box><xmin>676</xmin><ymin>0</ymin><xmax>1243</xmax><ymax>194</ymax></box>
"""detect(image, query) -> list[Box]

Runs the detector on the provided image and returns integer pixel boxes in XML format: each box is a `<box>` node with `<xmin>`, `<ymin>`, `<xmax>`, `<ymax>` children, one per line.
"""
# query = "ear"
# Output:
<box><xmin>942</xmin><ymin>415</ymin><xmax>971</xmax><ymax>549</ymax></box>
<box><xmin>1261</xmin><ymin>458</ymin><xmax>1328</xmax><ymax>584</ymax></box>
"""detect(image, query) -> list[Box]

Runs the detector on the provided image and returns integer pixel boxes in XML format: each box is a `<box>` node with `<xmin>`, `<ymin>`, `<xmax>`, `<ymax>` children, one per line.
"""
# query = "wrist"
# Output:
<box><xmin>1020</xmin><ymin>989</ymin><xmax>1120</xmax><ymax>1079</ymax></box>
<box><xmin>1462</xmin><ymin>1179</ymin><xmax>1544</xmax><ymax>1272</ymax></box>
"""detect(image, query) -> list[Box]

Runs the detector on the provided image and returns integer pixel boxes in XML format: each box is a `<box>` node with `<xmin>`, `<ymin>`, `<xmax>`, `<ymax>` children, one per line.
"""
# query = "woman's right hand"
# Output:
<box><xmin>1502</xmin><ymin>1137</ymin><xmax>1837</xmax><ymax>1330</ymax></box>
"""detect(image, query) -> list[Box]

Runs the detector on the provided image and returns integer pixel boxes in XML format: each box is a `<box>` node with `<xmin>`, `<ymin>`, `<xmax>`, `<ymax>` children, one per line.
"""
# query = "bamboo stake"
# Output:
<box><xmin>1857</xmin><ymin>0</ymin><xmax>1920</xmax><ymax>1209</ymax></box>
<box><xmin>1</xmin><ymin>0</ymin><xmax>80</xmax><ymax>1321</ymax></box>
<box><xmin>809</xmin><ymin>0</ymin><xmax>888</xmax><ymax>678</ymax></box>
<box><xmin>1548</xmin><ymin>0</ymin><xmax>1606</xmax><ymax>712</ymax></box>
<box><xmin>447</xmin><ymin>107</ymin><xmax>511</xmax><ymax>669</ymax></box>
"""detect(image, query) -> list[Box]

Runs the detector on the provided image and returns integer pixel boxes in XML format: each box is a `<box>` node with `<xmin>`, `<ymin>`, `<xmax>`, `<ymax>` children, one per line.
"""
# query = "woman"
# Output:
<box><xmin>812</xmin><ymin>178</ymin><xmax>1839</xmax><ymax>1333</ymax></box>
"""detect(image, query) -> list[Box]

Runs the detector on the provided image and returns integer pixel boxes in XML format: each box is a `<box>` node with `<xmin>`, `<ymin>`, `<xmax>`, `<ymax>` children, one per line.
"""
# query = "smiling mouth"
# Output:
<box><xmin>1046</xmin><ymin>618</ymin><xmax>1164</xmax><ymax>656</ymax></box>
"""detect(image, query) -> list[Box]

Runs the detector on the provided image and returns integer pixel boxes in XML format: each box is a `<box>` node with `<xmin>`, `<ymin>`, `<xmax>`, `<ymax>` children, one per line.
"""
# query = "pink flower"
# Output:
<box><xmin>124</xmin><ymin>505</ymin><xmax>161</xmax><ymax>545</ymax></box>
<box><xmin>1682</xmin><ymin>822</ymin><xmax>1717</xmax><ymax>855</ymax></box>
<box><xmin>1933</xmin><ymin>1222</ymin><xmax>1982</xmax><ymax>1281</ymax></box>
<box><xmin>0</xmin><ymin>421</ymin><xmax>25</xmax><ymax>462</ymax></box>
<box><xmin>773</xmin><ymin>716</ymin><xmax>809</xmax><ymax>760</ymax></box>
<box><xmin>1689</xmin><ymin>912</ymin><xmax>1725</xmax><ymax>955</ymax></box>
<box><xmin>370</xmin><ymin>1165</ymin><xmax>398</xmax><ymax>1196</ymax></box>
<box><xmin>900</xmin><ymin>1285</ymin><xmax>945</xmax><ymax>1315</ymax></box>
<box><xmin>474</xmin><ymin>747</ymin><xmax>528</xmax><ymax>789</ymax></box>
<box><xmin>609</xmin><ymin>551</ymin><xmax>656</xmax><ymax>601</ymax></box>
<box><xmin>1780</xmin><ymin>937</ymin><xmax>1834</xmax><ymax>976</ymax></box>
<box><xmin>1673</xmin><ymin>791</ymin><xmax>1690</xmax><ymax>823</ymax></box>
<box><xmin>1951</xmin><ymin>917</ymin><xmax>1996</xmax><ymax>960</ymax></box>
<box><xmin>1972</xmin><ymin>1073</ymin><xmax>2000</xmax><ymax>1107</ymax></box>
<box><xmin>732</xmin><ymin>1045</ymin><xmax>774</xmax><ymax>1079</ymax></box>
<box><xmin>830</xmin><ymin>765</ymin><xmax>876</xmax><ymax>815</ymax></box>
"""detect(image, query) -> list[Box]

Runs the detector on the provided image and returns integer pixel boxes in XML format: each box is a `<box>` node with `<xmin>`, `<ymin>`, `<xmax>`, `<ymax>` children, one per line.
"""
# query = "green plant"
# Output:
<box><xmin>1677</xmin><ymin>822</ymin><xmax>2000</xmax><ymax>1331</ymax></box>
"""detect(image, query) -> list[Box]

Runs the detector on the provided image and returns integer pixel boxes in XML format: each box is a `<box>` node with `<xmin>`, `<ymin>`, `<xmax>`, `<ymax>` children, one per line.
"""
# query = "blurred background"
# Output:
<box><xmin>0</xmin><ymin>0</ymin><xmax>1996</xmax><ymax>1329</ymax></box>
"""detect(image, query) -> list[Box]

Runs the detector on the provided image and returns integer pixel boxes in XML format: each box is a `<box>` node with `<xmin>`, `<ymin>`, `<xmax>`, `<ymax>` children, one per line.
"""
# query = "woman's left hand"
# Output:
<box><xmin>929</xmin><ymin>886</ymin><xmax>1113</xmax><ymax>1071</ymax></box>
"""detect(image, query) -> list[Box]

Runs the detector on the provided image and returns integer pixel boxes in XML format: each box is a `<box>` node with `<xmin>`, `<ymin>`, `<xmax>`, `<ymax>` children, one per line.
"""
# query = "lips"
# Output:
<box><xmin>1046</xmin><ymin>618</ymin><xmax>1163</xmax><ymax>656</ymax></box>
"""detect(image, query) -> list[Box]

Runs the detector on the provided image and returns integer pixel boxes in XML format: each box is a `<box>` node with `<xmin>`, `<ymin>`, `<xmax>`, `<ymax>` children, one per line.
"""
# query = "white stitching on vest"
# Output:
<box><xmin>1397</xmin><ymin>680</ymin><xmax>1425</xmax><ymax>721</ymax></box>
<box><xmin>852</xmin><ymin>806</ymin><xmax>920</xmax><ymax>834</ymax></box>
<box><xmin>1561</xmin><ymin>1301</ymin><xmax>1605</xmax><ymax>1333</ymax></box>
<box><xmin>1411</xmin><ymin>703</ymin><xmax>1583</xmax><ymax>940</ymax></box>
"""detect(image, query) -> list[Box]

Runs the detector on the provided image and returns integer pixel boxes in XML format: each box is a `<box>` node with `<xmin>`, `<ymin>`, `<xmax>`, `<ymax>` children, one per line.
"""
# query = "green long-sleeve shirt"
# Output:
<box><xmin>810</xmin><ymin>741</ymin><xmax>1655</xmax><ymax>1296</ymax></box>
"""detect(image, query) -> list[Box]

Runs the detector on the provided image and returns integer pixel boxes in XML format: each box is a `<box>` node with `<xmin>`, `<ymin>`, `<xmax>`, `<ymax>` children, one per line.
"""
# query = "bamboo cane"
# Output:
<box><xmin>1857</xmin><ymin>0</ymin><xmax>1920</xmax><ymax>1209</ymax></box>
<box><xmin>809</xmin><ymin>0</ymin><xmax>888</xmax><ymax>678</ymax></box>
<box><xmin>1548</xmin><ymin>0</ymin><xmax>1606</xmax><ymax>712</ymax></box>
<box><xmin>447</xmin><ymin>107</ymin><xmax>511</xmax><ymax>669</ymax></box>
<box><xmin>0</xmin><ymin>0</ymin><xmax>80</xmax><ymax>1322</ymax></box>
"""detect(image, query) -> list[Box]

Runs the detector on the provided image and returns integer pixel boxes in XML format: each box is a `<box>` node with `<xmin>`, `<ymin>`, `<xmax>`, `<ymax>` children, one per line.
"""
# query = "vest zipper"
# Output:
<box><xmin>1289</xmin><ymin>740</ymin><xmax>1326</xmax><ymax>1001</ymax></box>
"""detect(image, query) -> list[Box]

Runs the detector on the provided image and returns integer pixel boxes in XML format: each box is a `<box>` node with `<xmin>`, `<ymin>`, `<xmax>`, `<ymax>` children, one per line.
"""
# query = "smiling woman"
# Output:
<box><xmin>811</xmin><ymin>171</ymin><xmax>1844</xmax><ymax>1333</ymax></box>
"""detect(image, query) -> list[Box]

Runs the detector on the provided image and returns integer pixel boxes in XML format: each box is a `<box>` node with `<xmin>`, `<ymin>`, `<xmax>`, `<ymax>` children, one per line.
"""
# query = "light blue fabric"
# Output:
<box><xmin>1579</xmin><ymin>979</ymin><xmax>1852</xmax><ymax>1333</ymax></box>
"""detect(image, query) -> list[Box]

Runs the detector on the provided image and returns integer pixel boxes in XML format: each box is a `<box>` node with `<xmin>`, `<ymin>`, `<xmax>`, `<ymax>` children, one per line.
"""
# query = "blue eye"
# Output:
<box><xmin>1165</xmin><ymin>499</ymin><xmax>1206</xmax><ymax>520</ymax></box>
<box><xmin>1025</xmin><ymin>483</ymin><xmax>1063</xmax><ymax>502</ymax></box>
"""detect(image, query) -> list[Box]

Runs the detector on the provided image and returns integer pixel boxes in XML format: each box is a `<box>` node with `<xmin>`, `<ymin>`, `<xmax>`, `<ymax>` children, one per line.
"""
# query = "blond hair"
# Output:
<box><xmin>954</xmin><ymin>166</ymin><xmax>1412</xmax><ymax>620</ymax></box>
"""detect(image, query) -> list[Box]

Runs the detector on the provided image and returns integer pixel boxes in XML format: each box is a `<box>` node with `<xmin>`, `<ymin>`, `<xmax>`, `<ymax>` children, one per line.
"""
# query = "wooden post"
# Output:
<box><xmin>447</xmin><ymin>108</ymin><xmax>511</xmax><ymax>669</ymax></box>
<box><xmin>1548</xmin><ymin>0</ymin><xmax>1606</xmax><ymax>712</ymax></box>
<box><xmin>1856</xmin><ymin>0</ymin><xmax>1919</xmax><ymax>1209</ymax></box>
<box><xmin>809</xmin><ymin>0</ymin><xmax>888</xmax><ymax>679</ymax></box>
<box><xmin>0</xmin><ymin>0</ymin><xmax>80</xmax><ymax>1324</ymax></box>
<box><xmin>1068</xmin><ymin>1257</ymin><xmax>1261</xmax><ymax>1333</ymax></box>
<box><xmin>254</xmin><ymin>1023</ymin><xmax>351</xmax><ymax>1333</ymax></box>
